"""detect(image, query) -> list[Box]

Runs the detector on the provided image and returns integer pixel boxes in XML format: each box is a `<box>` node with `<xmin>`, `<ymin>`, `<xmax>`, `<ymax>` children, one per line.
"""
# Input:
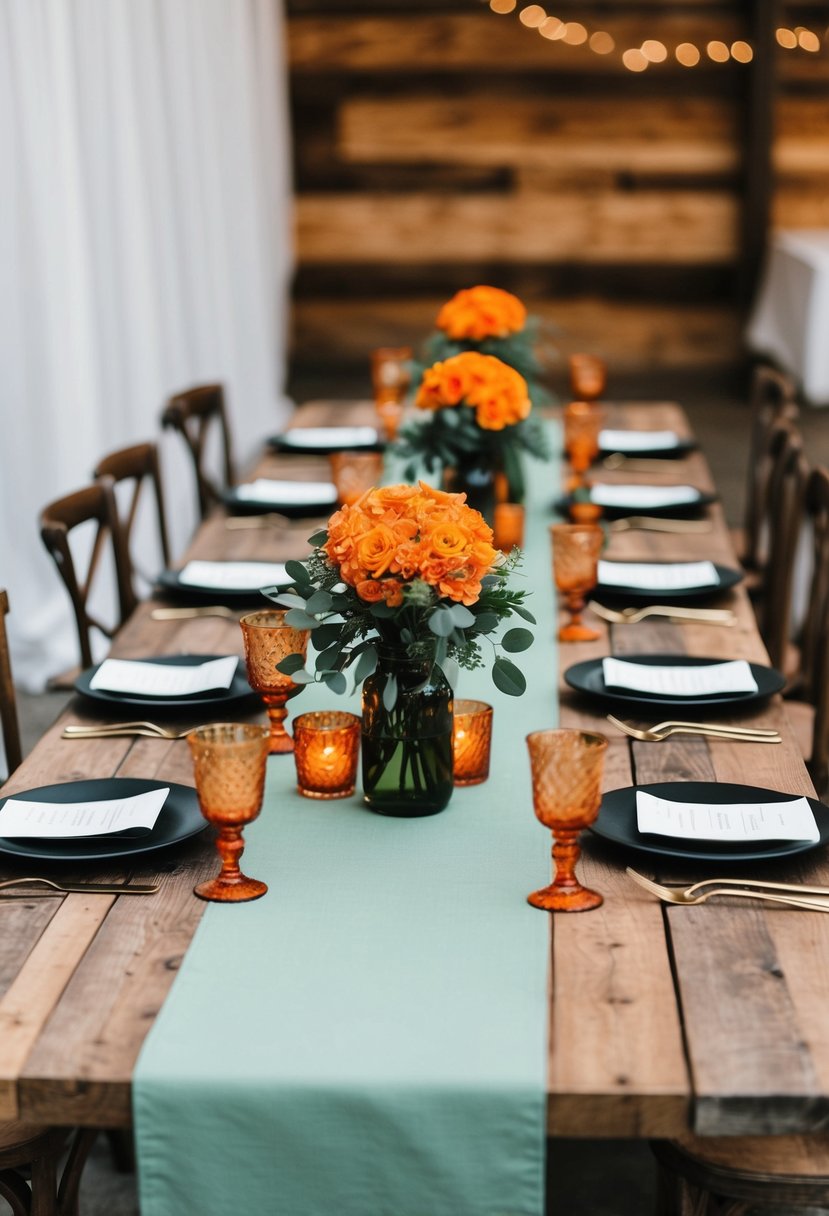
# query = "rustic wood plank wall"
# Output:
<box><xmin>286</xmin><ymin>0</ymin><xmax>829</xmax><ymax>377</ymax></box>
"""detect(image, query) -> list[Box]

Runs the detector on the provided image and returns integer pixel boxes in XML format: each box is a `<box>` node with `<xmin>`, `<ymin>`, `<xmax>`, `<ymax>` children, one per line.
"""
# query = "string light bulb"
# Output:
<box><xmin>589</xmin><ymin>30</ymin><xmax>614</xmax><ymax>54</ymax></box>
<box><xmin>707</xmin><ymin>40</ymin><xmax>730</xmax><ymax>62</ymax></box>
<box><xmin>622</xmin><ymin>47</ymin><xmax>648</xmax><ymax>71</ymax></box>
<box><xmin>519</xmin><ymin>4</ymin><xmax>546</xmax><ymax>27</ymax></box>
<box><xmin>675</xmin><ymin>43</ymin><xmax>701</xmax><ymax>66</ymax></box>
<box><xmin>538</xmin><ymin>15</ymin><xmax>564</xmax><ymax>39</ymax></box>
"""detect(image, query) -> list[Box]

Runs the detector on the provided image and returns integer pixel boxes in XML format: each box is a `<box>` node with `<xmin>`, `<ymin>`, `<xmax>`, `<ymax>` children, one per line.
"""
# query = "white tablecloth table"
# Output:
<box><xmin>747</xmin><ymin>229</ymin><xmax>829</xmax><ymax>405</ymax></box>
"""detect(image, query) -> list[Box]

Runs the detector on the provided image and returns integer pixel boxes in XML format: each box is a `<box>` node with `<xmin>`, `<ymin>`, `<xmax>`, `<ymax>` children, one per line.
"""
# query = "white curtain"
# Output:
<box><xmin>0</xmin><ymin>0</ymin><xmax>293</xmax><ymax>689</ymax></box>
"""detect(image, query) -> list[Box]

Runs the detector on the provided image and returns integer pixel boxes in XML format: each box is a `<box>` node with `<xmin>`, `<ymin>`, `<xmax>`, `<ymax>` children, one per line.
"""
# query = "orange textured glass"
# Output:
<box><xmin>550</xmin><ymin>523</ymin><xmax>603</xmax><ymax>642</ymax></box>
<box><xmin>453</xmin><ymin>699</ymin><xmax>493</xmax><ymax>786</ymax></box>
<box><xmin>240</xmin><ymin>610</ymin><xmax>309</xmax><ymax>754</ymax></box>
<box><xmin>188</xmin><ymin>723</ymin><xmax>270</xmax><ymax>903</ymax></box>
<box><xmin>371</xmin><ymin>347</ymin><xmax>411</xmax><ymax>440</ymax></box>
<box><xmin>563</xmin><ymin>400</ymin><xmax>603</xmax><ymax>480</ymax></box>
<box><xmin>293</xmin><ymin>710</ymin><xmax>361</xmax><ymax>799</ymax></box>
<box><xmin>329</xmin><ymin>451</ymin><xmax>385</xmax><ymax>507</ymax></box>
<box><xmin>526</xmin><ymin>728</ymin><xmax>608</xmax><ymax>912</ymax></box>
<box><xmin>568</xmin><ymin>353</ymin><xmax>607</xmax><ymax>403</ymax></box>
<box><xmin>493</xmin><ymin>502</ymin><xmax>525</xmax><ymax>553</ymax></box>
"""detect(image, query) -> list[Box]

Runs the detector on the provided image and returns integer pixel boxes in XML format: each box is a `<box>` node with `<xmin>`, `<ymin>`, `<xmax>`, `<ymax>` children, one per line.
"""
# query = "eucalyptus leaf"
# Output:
<box><xmin>512</xmin><ymin>604</ymin><xmax>537</xmax><ymax>625</ymax></box>
<box><xmin>428</xmin><ymin>607</ymin><xmax>456</xmax><ymax>637</ymax></box>
<box><xmin>307</xmin><ymin>529</ymin><xmax>328</xmax><ymax>547</ymax></box>
<box><xmin>315</xmin><ymin>644</ymin><xmax>342</xmax><ymax>672</ymax></box>
<box><xmin>322</xmin><ymin>671</ymin><xmax>347</xmax><ymax>695</ymax></box>
<box><xmin>369</xmin><ymin>602</ymin><xmax>396</xmax><ymax>619</ymax></box>
<box><xmin>481</xmin><ymin>575</ymin><xmax>500</xmax><ymax>590</ymax></box>
<box><xmin>305</xmin><ymin>590</ymin><xmax>333</xmax><ymax>614</ymax></box>
<box><xmin>263</xmin><ymin>592</ymin><xmax>306</xmax><ymax>610</ymax></box>
<box><xmin>501</xmin><ymin>627</ymin><xmax>534</xmax><ymax>653</ymax></box>
<box><xmin>353</xmin><ymin>646</ymin><xmax>378</xmax><ymax>683</ymax></box>
<box><xmin>290</xmin><ymin>669</ymin><xmax>317</xmax><ymax>685</ymax></box>
<box><xmin>311</xmin><ymin>623</ymin><xmax>343</xmax><ymax>650</ymax></box>
<box><xmin>382</xmin><ymin>672</ymin><xmax>398</xmax><ymax>711</ymax></box>
<box><xmin>492</xmin><ymin>657</ymin><xmax>527</xmax><ymax>697</ymax></box>
<box><xmin>284</xmin><ymin>559</ymin><xmax>311</xmax><ymax>583</ymax></box>
<box><xmin>276</xmin><ymin>653</ymin><xmax>307</xmax><ymax>675</ymax></box>
<box><xmin>284</xmin><ymin>608</ymin><xmax>320</xmax><ymax>630</ymax></box>
<box><xmin>441</xmin><ymin>657</ymin><xmax>459</xmax><ymax>689</ymax></box>
<box><xmin>448</xmin><ymin>604</ymin><xmax>475</xmax><ymax>628</ymax></box>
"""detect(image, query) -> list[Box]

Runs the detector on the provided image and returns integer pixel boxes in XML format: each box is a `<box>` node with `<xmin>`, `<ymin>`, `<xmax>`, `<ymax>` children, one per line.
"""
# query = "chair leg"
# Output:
<box><xmin>29</xmin><ymin>1149</ymin><xmax>58</xmax><ymax>1216</ymax></box>
<box><xmin>57</xmin><ymin>1129</ymin><xmax>98</xmax><ymax>1216</ymax></box>
<box><xmin>0</xmin><ymin>1169</ymin><xmax>32</xmax><ymax>1216</ymax></box>
<box><xmin>104</xmin><ymin>1127</ymin><xmax>135</xmax><ymax>1174</ymax></box>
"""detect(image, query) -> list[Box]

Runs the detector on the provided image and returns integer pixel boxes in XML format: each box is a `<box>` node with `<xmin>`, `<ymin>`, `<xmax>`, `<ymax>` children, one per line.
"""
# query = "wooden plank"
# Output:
<box><xmin>289</xmin><ymin>13</ymin><xmax>744</xmax><ymax>75</ymax></box>
<box><xmin>291</xmin><ymin>297</ymin><xmax>742</xmax><ymax>370</ymax></box>
<box><xmin>296</xmin><ymin>192</ymin><xmax>738</xmax><ymax>265</ymax></box>
<box><xmin>339</xmin><ymin>95</ymin><xmax>738</xmax><ymax>176</ymax></box>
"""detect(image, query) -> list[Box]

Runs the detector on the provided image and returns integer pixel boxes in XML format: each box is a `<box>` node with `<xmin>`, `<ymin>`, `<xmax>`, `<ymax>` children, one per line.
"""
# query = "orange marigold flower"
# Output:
<box><xmin>436</xmin><ymin>286</ymin><xmax>527</xmax><ymax>341</ymax></box>
<box><xmin>415</xmin><ymin>352</ymin><xmax>530</xmax><ymax>433</ymax></box>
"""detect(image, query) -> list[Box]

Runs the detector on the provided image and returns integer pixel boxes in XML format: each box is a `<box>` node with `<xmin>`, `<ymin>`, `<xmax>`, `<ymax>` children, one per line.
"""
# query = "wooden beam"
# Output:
<box><xmin>740</xmin><ymin>0</ymin><xmax>781</xmax><ymax>310</ymax></box>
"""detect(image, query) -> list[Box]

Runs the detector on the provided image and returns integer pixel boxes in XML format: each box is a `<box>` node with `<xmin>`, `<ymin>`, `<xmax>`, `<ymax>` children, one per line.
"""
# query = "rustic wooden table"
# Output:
<box><xmin>0</xmin><ymin>399</ymin><xmax>826</xmax><ymax>1144</ymax></box>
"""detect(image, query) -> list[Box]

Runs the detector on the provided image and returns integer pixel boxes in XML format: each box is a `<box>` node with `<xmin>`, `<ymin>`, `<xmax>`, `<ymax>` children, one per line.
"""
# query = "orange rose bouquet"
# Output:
<box><xmin>419</xmin><ymin>285</ymin><xmax>552</xmax><ymax>406</ymax></box>
<box><xmin>264</xmin><ymin>482</ymin><xmax>535</xmax><ymax>701</ymax></box>
<box><xmin>396</xmin><ymin>351</ymin><xmax>550</xmax><ymax>509</ymax></box>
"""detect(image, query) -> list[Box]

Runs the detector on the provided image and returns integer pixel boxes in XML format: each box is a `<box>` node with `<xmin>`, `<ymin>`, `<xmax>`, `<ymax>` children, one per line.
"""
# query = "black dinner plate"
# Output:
<box><xmin>592</xmin><ymin>781</ymin><xmax>829</xmax><ymax>863</ymax></box>
<box><xmin>564</xmin><ymin>653</ymin><xmax>785</xmax><ymax>713</ymax></box>
<box><xmin>75</xmin><ymin>654</ymin><xmax>257</xmax><ymax>712</ymax></box>
<box><xmin>0</xmin><ymin>778</ymin><xmax>206</xmax><ymax>862</ymax></box>
<box><xmin>594</xmin><ymin>562</ymin><xmax>743</xmax><ymax>605</ymax></box>
<box><xmin>268</xmin><ymin>427</ymin><xmax>385</xmax><ymax>455</ymax></box>
<box><xmin>598</xmin><ymin>437</ymin><xmax>698</xmax><ymax>459</ymax></box>
<box><xmin>556</xmin><ymin>489</ymin><xmax>717</xmax><ymax>520</ymax></box>
<box><xmin>223</xmin><ymin>484</ymin><xmax>337</xmax><ymax>518</ymax></box>
<box><xmin>156</xmin><ymin>563</ymin><xmax>291</xmax><ymax>603</ymax></box>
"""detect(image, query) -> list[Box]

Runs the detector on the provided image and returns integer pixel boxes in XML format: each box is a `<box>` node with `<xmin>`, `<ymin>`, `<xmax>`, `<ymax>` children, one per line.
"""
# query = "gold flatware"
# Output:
<box><xmin>225</xmin><ymin>513</ymin><xmax>291</xmax><ymax>530</ymax></box>
<box><xmin>589</xmin><ymin>601</ymin><xmax>736</xmax><ymax>626</ymax></box>
<box><xmin>0</xmin><ymin>877</ymin><xmax>160</xmax><ymax>896</ymax></box>
<box><xmin>150</xmin><ymin>606</ymin><xmax>238</xmax><ymax>621</ymax></box>
<box><xmin>63</xmin><ymin>722</ymin><xmax>192</xmax><ymax>741</ymax></box>
<box><xmin>626</xmin><ymin>868</ymin><xmax>829</xmax><ymax>912</ymax></box>
<box><xmin>608</xmin><ymin>517</ymin><xmax>713</xmax><ymax>534</ymax></box>
<box><xmin>627</xmin><ymin>867</ymin><xmax>829</xmax><ymax>900</ymax></box>
<box><xmin>602</xmin><ymin>454</ymin><xmax>687</xmax><ymax>473</ymax></box>
<box><xmin>606</xmin><ymin>715</ymin><xmax>781</xmax><ymax>743</ymax></box>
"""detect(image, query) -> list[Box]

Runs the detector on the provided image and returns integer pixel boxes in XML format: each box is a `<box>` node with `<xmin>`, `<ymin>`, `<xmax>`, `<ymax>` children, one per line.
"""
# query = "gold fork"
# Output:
<box><xmin>589</xmin><ymin>601</ymin><xmax>736</xmax><ymax>626</ymax></box>
<box><xmin>150</xmin><ymin>606</ymin><xmax>238</xmax><ymax>621</ymax></box>
<box><xmin>627</xmin><ymin>866</ymin><xmax>829</xmax><ymax>900</ymax></box>
<box><xmin>602</xmin><ymin>454</ymin><xmax>687</xmax><ymax>473</ymax></box>
<box><xmin>225</xmin><ymin>513</ymin><xmax>292</xmax><ymax>530</ymax></box>
<box><xmin>609</xmin><ymin>517</ymin><xmax>713</xmax><ymax>534</ymax></box>
<box><xmin>626</xmin><ymin>868</ymin><xmax>829</xmax><ymax>912</ymax></box>
<box><xmin>606</xmin><ymin>714</ymin><xmax>781</xmax><ymax>743</ymax></box>
<box><xmin>63</xmin><ymin>722</ymin><xmax>192</xmax><ymax>741</ymax></box>
<box><xmin>0</xmin><ymin>877</ymin><xmax>160</xmax><ymax>896</ymax></box>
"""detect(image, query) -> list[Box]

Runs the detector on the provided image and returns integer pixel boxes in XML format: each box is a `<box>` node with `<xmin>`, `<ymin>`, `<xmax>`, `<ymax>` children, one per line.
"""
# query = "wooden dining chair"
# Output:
<box><xmin>93</xmin><ymin>441</ymin><xmax>172</xmax><ymax>580</ymax></box>
<box><xmin>39</xmin><ymin>479</ymin><xmax>137</xmax><ymax>672</ymax></box>
<box><xmin>160</xmin><ymin>383</ymin><xmax>235</xmax><ymax>520</ymax></box>
<box><xmin>0</xmin><ymin>1124</ymin><xmax>98</xmax><ymax>1216</ymax></box>
<box><xmin>753</xmin><ymin>421</ymin><xmax>809</xmax><ymax>674</ymax></box>
<box><xmin>737</xmin><ymin>364</ymin><xmax>799</xmax><ymax>574</ymax></box>
<box><xmin>652</xmin><ymin>1131</ymin><xmax>829</xmax><ymax>1215</ymax></box>
<box><xmin>0</xmin><ymin>591</ymin><xmax>22</xmax><ymax>776</ymax></box>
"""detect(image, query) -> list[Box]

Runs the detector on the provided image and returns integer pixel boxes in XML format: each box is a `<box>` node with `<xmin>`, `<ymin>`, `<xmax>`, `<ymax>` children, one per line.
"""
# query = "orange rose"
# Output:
<box><xmin>415</xmin><ymin>352</ymin><xmax>530</xmax><ymax>432</ymax></box>
<box><xmin>354</xmin><ymin>523</ymin><xmax>399</xmax><ymax>578</ymax></box>
<box><xmin>381</xmin><ymin>579</ymin><xmax>404</xmax><ymax>607</ymax></box>
<box><xmin>436</xmin><ymin>286</ymin><xmax>526</xmax><ymax>341</ymax></box>
<box><xmin>355</xmin><ymin>580</ymin><xmax>386</xmax><ymax>602</ymax></box>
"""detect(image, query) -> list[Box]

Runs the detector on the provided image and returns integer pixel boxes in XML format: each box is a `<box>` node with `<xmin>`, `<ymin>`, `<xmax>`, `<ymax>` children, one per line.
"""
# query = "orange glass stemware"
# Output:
<box><xmin>563</xmin><ymin>400</ymin><xmax>602</xmax><ymax>486</ymax></box>
<box><xmin>569</xmin><ymin>353</ymin><xmax>607</xmax><ymax>403</ymax></box>
<box><xmin>371</xmin><ymin>346</ymin><xmax>412</xmax><ymax>441</ymax></box>
<box><xmin>526</xmin><ymin>728</ymin><xmax>608</xmax><ymax>912</ymax></box>
<box><xmin>550</xmin><ymin>523</ymin><xmax>603</xmax><ymax>642</ymax></box>
<box><xmin>240</xmin><ymin>610</ymin><xmax>309</xmax><ymax>754</ymax></box>
<box><xmin>329</xmin><ymin>451</ymin><xmax>384</xmax><ymax>507</ymax></box>
<box><xmin>188</xmin><ymin>723</ymin><xmax>270</xmax><ymax>903</ymax></box>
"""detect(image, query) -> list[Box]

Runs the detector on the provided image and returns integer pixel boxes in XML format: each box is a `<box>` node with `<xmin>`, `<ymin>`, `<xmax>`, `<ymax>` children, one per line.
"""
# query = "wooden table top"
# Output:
<box><xmin>1</xmin><ymin>398</ymin><xmax>827</xmax><ymax>1140</ymax></box>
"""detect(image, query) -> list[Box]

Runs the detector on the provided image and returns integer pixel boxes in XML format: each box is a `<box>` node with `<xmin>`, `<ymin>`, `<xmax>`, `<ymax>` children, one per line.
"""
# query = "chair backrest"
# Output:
<box><xmin>742</xmin><ymin>364</ymin><xmax>798</xmax><ymax>570</ymax></box>
<box><xmin>39</xmin><ymin>479</ymin><xmax>137</xmax><ymax>670</ymax></box>
<box><xmin>160</xmin><ymin>384</ymin><xmax>234</xmax><ymax>520</ymax></box>
<box><xmin>93</xmin><ymin>441</ymin><xmax>172</xmax><ymax>577</ymax></box>
<box><xmin>795</xmin><ymin>467</ymin><xmax>829</xmax><ymax>794</ymax></box>
<box><xmin>756</xmin><ymin>420</ymin><xmax>809</xmax><ymax>673</ymax></box>
<box><xmin>0</xmin><ymin>590</ymin><xmax>22</xmax><ymax>776</ymax></box>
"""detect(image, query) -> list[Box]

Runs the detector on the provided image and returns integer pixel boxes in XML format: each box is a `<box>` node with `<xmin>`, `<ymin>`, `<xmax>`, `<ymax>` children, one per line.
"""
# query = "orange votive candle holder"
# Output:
<box><xmin>293</xmin><ymin>710</ymin><xmax>361</xmax><ymax>799</ymax></box>
<box><xmin>493</xmin><ymin>502</ymin><xmax>525</xmax><ymax>553</ymax></box>
<box><xmin>452</xmin><ymin>700</ymin><xmax>494</xmax><ymax>786</ymax></box>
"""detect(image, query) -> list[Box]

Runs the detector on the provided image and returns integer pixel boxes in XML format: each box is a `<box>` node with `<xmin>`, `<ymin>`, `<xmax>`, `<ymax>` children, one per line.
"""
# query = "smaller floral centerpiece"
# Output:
<box><xmin>394</xmin><ymin>350</ymin><xmax>550</xmax><ymax>517</ymax></box>
<box><xmin>420</xmin><ymin>285</ymin><xmax>551</xmax><ymax>405</ymax></box>
<box><xmin>264</xmin><ymin>482</ymin><xmax>535</xmax><ymax>818</ymax></box>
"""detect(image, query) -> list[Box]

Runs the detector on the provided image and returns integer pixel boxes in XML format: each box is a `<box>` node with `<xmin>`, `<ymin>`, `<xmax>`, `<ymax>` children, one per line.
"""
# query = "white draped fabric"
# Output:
<box><xmin>0</xmin><ymin>0</ymin><xmax>292</xmax><ymax>690</ymax></box>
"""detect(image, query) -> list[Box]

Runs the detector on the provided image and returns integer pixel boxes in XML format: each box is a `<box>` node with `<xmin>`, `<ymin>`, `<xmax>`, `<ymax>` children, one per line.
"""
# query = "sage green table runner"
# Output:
<box><xmin>134</xmin><ymin>428</ymin><xmax>560</xmax><ymax>1216</ymax></box>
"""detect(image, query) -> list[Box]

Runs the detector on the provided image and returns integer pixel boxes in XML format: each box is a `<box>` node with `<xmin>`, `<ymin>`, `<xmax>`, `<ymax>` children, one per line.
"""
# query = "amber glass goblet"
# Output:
<box><xmin>240</xmin><ymin>610</ymin><xmax>309</xmax><ymax>754</ymax></box>
<box><xmin>493</xmin><ymin>503</ymin><xmax>525</xmax><ymax>553</ymax></box>
<box><xmin>526</xmin><ymin>728</ymin><xmax>608</xmax><ymax>912</ymax></box>
<box><xmin>329</xmin><ymin>451</ymin><xmax>384</xmax><ymax>507</ymax></box>
<box><xmin>452</xmin><ymin>700</ymin><xmax>493</xmax><ymax>786</ymax></box>
<box><xmin>188</xmin><ymin>723</ymin><xmax>270</xmax><ymax>903</ymax></box>
<box><xmin>371</xmin><ymin>346</ymin><xmax>412</xmax><ymax>441</ymax></box>
<box><xmin>563</xmin><ymin>401</ymin><xmax>603</xmax><ymax>487</ymax></box>
<box><xmin>293</xmin><ymin>710</ymin><xmax>361</xmax><ymax>799</ymax></box>
<box><xmin>569</xmin><ymin>353</ymin><xmax>607</xmax><ymax>402</ymax></box>
<box><xmin>550</xmin><ymin>523</ymin><xmax>603</xmax><ymax>642</ymax></box>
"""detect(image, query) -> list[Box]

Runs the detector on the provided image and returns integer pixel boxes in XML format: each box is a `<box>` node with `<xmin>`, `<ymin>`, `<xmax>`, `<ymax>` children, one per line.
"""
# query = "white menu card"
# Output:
<box><xmin>178</xmin><ymin>561</ymin><xmax>288</xmax><ymax>590</ymax></box>
<box><xmin>234</xmin><ymin>479</ymin><xmax>337</xmax><ymax>506</ymax></box>
<box><xmin>282</xmin><ymin>426</ymin><xmax>379</xmax><ymax>448</ymax></box>
<box><xmin>89</xmin><ymin>656</ymin><xmax>238</xmax><ymax>697</ymax></box>
<box><xmin>602</xmin><ymin>657</ymin><xmax>758</xmax><ymax>696</ymax></box>
<box><xmin>599</xmin><ymin>429</ymin><xmax>681</xmax><ymax>453</ymax></box>
<box><xmin>0</xmin><ymin>787</ymin><xmax>170</xmax><ymax>838</ymax></box>
<box><xmin>636</xmin><ymin>790</ymin><xmax>819</xmax><ymax>843</ymax></box>
<box><xmin>590</xmin><ymin>484</ymin><xmax>701</xmax><ymax>509</ymax></box>
<box><xmin>597</xmin><ymin>560</ymin><xmax>719</xmax><ymax>590</ymax></box>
